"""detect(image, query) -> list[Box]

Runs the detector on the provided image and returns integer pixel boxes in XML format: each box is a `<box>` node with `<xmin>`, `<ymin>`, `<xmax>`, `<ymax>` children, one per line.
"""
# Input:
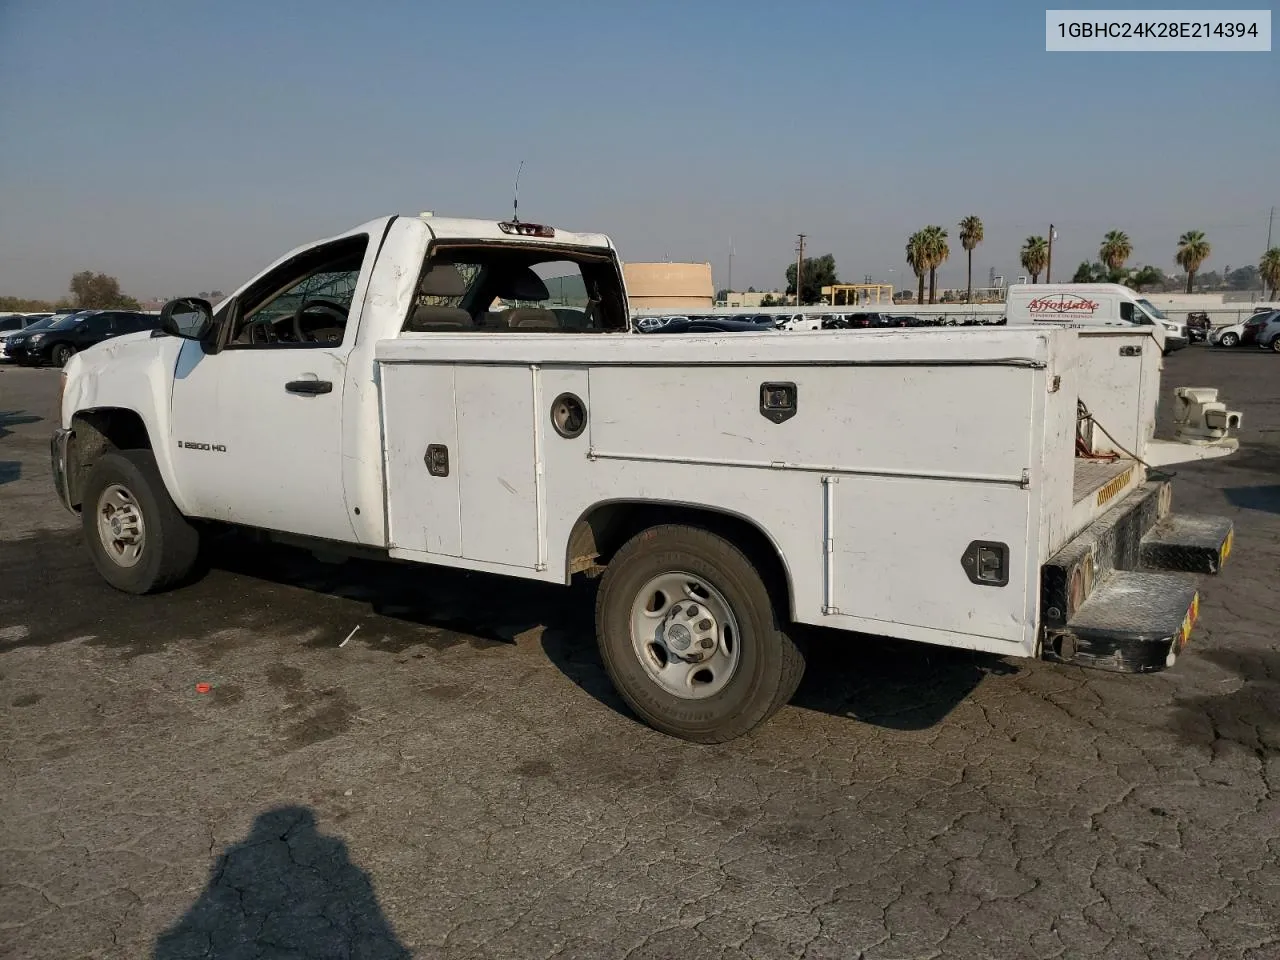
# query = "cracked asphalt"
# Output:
<box><xmin>1</xmin><ymin>346</ymin><xmax>1278</xmax><ymax>960</ymax></box>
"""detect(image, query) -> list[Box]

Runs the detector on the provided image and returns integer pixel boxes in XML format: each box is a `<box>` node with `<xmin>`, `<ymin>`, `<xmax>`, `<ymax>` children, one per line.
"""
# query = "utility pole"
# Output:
<box><xmin>727</xmin><ymin>237</ymin><xmax>734</xmax><ymax>302</ymax></box>
<box><xmin>1046</xmin><ymin>223</ymin><xmax>1055</xmax><ymax>283</ymax></box>
<box><xmin>1267</xmin><ymin>206</ymin><xmax>1275</xmax><ymax>252</ymax></box>
<box><xmin>795</xmin><ymin>234</ymin><xmax>806</xmax><ymax>306</ymax></box>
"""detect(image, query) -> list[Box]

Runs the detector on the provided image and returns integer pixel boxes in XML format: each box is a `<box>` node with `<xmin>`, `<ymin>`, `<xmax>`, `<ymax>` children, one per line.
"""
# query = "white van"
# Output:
<box><xmin>1006</xmin><ymin>283</ymin><xmax>1188</xmax><ymax>353</ymax></box>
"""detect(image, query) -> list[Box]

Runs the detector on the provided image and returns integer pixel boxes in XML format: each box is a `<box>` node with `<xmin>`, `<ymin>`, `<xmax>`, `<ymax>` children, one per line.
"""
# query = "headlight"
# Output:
<box><xmin>28</xmin><ymin>334</ymin><xmax>46</xmax><ymax>344</ymax></box>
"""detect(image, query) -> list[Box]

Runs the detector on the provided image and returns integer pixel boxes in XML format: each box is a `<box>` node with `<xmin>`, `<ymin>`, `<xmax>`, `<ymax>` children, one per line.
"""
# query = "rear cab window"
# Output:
<box><xmin>400</xmin><ymin>243</ymin><xmax>627</xmax><ymax>334</ymax></box>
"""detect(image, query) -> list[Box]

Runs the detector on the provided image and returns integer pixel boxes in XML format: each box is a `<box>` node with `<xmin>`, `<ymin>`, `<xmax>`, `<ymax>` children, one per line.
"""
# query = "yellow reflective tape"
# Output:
<box><xmin>1095</xmin><ymin>466</ymin><xmax>1135</xmax><ymax>507</ymax></box>
<box><xmin>1219</xmin><ymin>529</ymin><xmax>1233</xmax><ymax>565</ymax></box>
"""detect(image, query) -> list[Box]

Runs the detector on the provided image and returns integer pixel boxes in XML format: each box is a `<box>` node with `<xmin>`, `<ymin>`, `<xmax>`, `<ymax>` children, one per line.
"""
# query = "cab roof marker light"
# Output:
<box><xmin>498</xmin><ymin>221</ymin><xmax>555</xmax><ymax>238</ymax></box>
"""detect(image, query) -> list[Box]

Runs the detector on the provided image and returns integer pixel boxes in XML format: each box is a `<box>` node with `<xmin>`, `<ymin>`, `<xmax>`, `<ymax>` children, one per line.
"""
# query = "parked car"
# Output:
<box><xmin>634</xmin><ymin>316</ymin><xmax>777</xmax><ymax>334</ymax></box>
<box><xmin>0</xmin><ymin>312</ymin><xmax>53</xmax><ymax>340</ymax></box>
<box><xmin>3</xmin><ymin>314</ymin><xmax>83</xmax><ymax>363</ymax></box>
<box><xmin>1210</xmin><ymin>311</ymin><xmax>1278</xmax><ymax>348</ymax></box>
<box><xmin>1252</xmin><ymin>311</ymin><xmax>1280</xmax><ymax>351</ymax></box>
<box><xmin>9</xmin><ymin>310</ymin><xmax>160</xmax><ymax>366</ymax></box>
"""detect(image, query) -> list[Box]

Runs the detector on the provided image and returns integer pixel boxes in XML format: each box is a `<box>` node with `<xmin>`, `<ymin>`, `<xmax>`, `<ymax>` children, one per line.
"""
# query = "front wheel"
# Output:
<box><xmin>50</xmin><ymin>343</ymin><xmax>76</xmax><ymax>367</ymax></box>
<box><xmin>81</xmin><ymin>450</ymin><xmax>200</xmax><ymax>594</ymax></box>
<box><xmin>1218</xmin><ymin>332</ymin><xmax>1239</xmax><ymax>347</ymax></box>
<box><xmin>1269</xmin><ymin>337</ymin><xmax>1280</xmax><ymax>353</ymax></box>
<box><xmin>595</xmin><ymin>524</ymin><xmax>804</xmax><ymax>743</ymax></box>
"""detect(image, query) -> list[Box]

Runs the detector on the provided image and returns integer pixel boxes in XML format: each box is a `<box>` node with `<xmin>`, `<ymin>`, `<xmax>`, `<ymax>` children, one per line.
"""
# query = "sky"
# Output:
<box><xmin>0</xmin><ymin>0</ymin><xmax>1276</xmax><ymax>301</ymax></box>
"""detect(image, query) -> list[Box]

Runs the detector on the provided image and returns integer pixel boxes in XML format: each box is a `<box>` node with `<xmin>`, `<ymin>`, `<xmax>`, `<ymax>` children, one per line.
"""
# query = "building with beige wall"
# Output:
<box><xmin>623</xmin><ymin>262</ymin><xmax>713</xmax><ymax>310</ymax></box>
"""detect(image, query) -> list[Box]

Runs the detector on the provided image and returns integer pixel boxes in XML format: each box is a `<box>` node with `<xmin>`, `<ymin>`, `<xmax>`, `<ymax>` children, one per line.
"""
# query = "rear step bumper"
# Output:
<box><xmin>1040</xmin><ymin>479</ymin><xmax>1232</xmax><ymax>673</ymax></box>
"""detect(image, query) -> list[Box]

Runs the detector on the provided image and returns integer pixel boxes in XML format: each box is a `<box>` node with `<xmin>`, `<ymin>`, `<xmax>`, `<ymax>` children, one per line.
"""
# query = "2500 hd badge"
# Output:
<box><xmin>177</xmin><ymin>441</ymin><xmax>227</xmax><ymax>452</ymax></box>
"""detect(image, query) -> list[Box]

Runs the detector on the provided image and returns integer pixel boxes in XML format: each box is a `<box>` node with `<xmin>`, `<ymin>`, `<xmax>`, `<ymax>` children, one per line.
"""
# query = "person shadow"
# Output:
<box><xmin>153</xmin><ymin>806</ymin><xmax>410</xmax><ymax>960</ymax></box>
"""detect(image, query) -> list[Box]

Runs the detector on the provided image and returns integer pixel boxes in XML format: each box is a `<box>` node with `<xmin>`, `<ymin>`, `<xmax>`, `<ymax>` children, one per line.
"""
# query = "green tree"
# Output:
<box><xmin>1128</xmin><ymin>265</ymin><xmax>1164</xmax><ymax>292</ymax></box>
<box><xmin>785</xmin><ymin>254</ymin><xmax>837</xmax><ymax>305</ymax></box>
<box><xmin>1174</xmin><ymin>230</ymin><xmax>1211</xmax><ymax>294</ymax></box>
<box><xmin>958</xmin><ymin>215</ymin><xmax>983</xmax><ymax>303</ymax></box>
<box><xmin>1021</xmin><ymin>236</ymin><xmax>1049</xmax><ymax>283</ymax></box>
<box><xmin>0</xmin><ymin>296</ymin><xmax>55</xmax><ymax>311</ymax></box>
<box><xmin>905</xmin><ymin>231</ymin><xmax>927</xmax><ymax>305</ymax></box>
<box><xmin>1099</xmin><ymin>231</ymin><xmax>1133</xmax><ymax>273</ymax></box>
<box><xmin>1261</xmin><ymin>247</ymin><xmax>1280</xmax><ymax>299</ymax></box>
<box><xmin>1226</xmin><ymin>265</ymin><xmax>1260</xmax><ymax>290</ymax></box>
<box><xmin>1072</xmin><ymin>260</ymin><xmax>1106</xmax><ymax>283</ymax></box>
<box><xmin>69</xmin><ymin>271</ymin><xmax>140</xmax><ymax>310</ymax></box>
<box><xmin>760</xmin><ymin>293</ymin><xmax>777</xmax><ymax>307</ymax></box>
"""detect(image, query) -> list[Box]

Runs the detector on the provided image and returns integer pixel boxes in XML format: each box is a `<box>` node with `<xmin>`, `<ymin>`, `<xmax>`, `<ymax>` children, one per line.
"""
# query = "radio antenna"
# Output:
<box><xmin>512</xmin><ymin>160</ymin><xmax>524</xmax><ymax>224</ymax></box>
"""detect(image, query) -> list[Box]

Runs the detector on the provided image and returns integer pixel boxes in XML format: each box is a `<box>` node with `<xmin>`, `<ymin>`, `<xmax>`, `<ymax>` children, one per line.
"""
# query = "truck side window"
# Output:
<box><xmin>227</xmin><ymin>235</ymin><xmax>369</xmax><ymax>348</ymax></box>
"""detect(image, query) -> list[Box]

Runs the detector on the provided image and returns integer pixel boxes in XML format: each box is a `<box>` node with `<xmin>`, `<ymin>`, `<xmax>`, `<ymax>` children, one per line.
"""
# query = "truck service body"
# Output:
<box><xmin>51</xmin><ymin>214</ymin><xmax>1240</xmax><ymax>741</ymax></box>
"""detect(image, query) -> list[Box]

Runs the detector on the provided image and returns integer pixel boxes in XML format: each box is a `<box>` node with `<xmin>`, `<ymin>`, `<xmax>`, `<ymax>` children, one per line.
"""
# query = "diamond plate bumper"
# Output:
<box><xmin>1040</xmin><ymin>478</ymin><xmax>1232</xmax><ymax>673</ymax></box>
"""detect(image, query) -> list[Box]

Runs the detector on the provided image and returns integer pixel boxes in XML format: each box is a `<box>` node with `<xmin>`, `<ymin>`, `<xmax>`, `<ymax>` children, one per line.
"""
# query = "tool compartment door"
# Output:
<box><xmin>380</xmin><ymin>361</ymin><xmax>539</xmax><ymax>569</ymax></box>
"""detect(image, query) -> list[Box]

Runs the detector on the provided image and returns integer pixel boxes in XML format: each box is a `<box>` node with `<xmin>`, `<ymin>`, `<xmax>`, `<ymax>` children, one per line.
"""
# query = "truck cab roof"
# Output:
<box><xmin>414</xmin><ymin>214</ymin><xmax>614</xmax><ymax>250</ymax></box>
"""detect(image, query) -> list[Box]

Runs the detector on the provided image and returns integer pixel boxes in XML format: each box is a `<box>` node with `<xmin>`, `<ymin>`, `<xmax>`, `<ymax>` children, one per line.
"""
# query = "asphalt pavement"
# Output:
<box><xmin>1</xmin><ymin>346</ymin><xmax>1277</xmax><ymax>960</ymax></box>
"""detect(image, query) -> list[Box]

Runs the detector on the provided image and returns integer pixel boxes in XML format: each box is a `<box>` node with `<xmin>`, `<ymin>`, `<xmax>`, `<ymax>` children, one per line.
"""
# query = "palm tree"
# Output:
<box><xmin>1175</xmin><ymin>230</ymin><xmax>1211</xmax><ymax>294</ymax></box>
<box><xmin>1021</xmin><ymin>236</ymin><xmax>1049</xmax><ymax>283</ymax></box>
<box><xmin>1099</xmin><ymin>230</ymin><xmax>1133</xmax><ymax>273</ymax></box>
<box><xmin>922</xmin><ymin>225</ymin><xmax>950</xmax><ymax>303</ymax></box>
<box><xmin>905</xmin><ymin>231</ymin><xmax>927</xmax><ymax>304</ymax></box>
<box><xmin>958</xmin><ymin>215</ymin><xmax>983</xmax><ymax>302</ymax></box>
<box><xmin>1261</xmin><ymin>247</ymin><xmax>1280</xmax><ymax>300</ymax></box>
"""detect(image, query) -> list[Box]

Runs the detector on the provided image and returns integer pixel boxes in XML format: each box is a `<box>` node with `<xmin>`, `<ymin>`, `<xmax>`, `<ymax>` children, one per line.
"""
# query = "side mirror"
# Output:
<box><xmin>159</xmin><ymin>297</ymin><xmax>213</xmax><ymax>340</ymax></box>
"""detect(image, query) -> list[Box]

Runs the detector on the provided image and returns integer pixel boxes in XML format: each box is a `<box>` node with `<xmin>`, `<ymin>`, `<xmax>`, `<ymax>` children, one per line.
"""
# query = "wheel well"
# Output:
<box><xmin>67</xmin><ymin>408</ymin><xmax>152</xmax><ymax>508</ymax></box>
<box><xmin>567</xmin><ymin>501</ymin><xmax>795</xmax><ymax>618</ymax></box>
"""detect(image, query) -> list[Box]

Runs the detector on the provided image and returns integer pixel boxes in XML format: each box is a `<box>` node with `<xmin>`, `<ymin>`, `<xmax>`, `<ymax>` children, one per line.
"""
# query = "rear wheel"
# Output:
<box><xmin>50</xmin><ymin>343</ymin><xmax>75</xmax><ymax>367</ymax></box>
<box><xmin>595</xmin><ymin>524</ymin><xmax>804</xmax><ymax>743</ymax></box>
<box><xmin>1218</xmin><ymin>331</ymin><xmax>1239</xmax><ymax>347</ymax></box>
<box><xmin>81</xmin><ymin>450</ymin><xmax>200</xmax><ymax>594</ymax></box>
<box><xmin>1270</xmin><ymin>336</ymin><xmax>1280</xmax><ymax>353</ymax></box>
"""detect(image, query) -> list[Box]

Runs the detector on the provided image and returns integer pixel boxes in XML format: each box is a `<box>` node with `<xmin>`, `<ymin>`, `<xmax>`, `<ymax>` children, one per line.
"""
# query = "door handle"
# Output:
<box><xmin>285</xmin><ymin>379</ymin><xmax>332</xmax><ymax>395</ymax></box>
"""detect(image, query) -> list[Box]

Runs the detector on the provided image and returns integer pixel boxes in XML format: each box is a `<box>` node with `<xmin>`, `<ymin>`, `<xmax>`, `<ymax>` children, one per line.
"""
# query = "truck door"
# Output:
<box><xmin>167</xmin><ymin>228</ymin><xmax>382</xmax><ymax>542</ymax></box>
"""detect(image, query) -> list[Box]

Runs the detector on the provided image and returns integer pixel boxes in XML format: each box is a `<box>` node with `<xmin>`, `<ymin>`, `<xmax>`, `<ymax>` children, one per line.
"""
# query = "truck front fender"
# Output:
<box><xmin>60</xmin><ymin>334</ymin><xmax>189</xmax><ymax>514</ymax></box>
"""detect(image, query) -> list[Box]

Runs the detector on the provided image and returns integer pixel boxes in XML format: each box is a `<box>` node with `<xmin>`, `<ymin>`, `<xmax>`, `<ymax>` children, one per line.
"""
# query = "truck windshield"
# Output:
<box><xmin>1136</xmin><ymin>298</ymin><xmax>1167</xmax><ymax>320</ymax></box>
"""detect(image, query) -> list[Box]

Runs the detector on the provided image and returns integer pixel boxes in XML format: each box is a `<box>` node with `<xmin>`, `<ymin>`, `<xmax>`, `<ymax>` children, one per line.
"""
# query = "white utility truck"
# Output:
<box><xmin>52</xmin><ymin>214</ymin><xmax>1242</xmax><ymax>742</ymax></box>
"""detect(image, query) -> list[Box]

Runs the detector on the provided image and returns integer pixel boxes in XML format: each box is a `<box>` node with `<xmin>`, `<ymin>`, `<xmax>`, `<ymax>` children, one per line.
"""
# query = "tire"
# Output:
<box><xmin>81</xmin><ymin>450</ymin><xmax>200</xmax><ymax>594</ymax></box>
<box><xmin>50</xmin><ymin>343</ymin><xmax>75</xmax><ymax>367</ymax></box>
<box><xmin>595</xmin><ymin>524</ymin><xmax>804</xmax><ymax>743</ymax></box>
<box><xmin>1219</xmin><ymin>332</ymin><xmax>1239</xmax><ymax>347</ymax></box>
<box><xmin>1270</xmin><ymin>337</ymin><xmax>1280</xmax><ymax>353</ymax></box>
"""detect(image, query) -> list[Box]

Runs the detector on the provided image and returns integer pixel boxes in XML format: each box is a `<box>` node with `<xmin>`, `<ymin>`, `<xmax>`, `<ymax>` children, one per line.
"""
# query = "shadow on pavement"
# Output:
<box><xmin>0</xmin><ymin>410</ymin><xmax>42</xmax><ymax>440</ymax></box>
<box><xmin>208</xmin><ymin>535</ymin><xmax>997</xmax><ymax>732</ymax></box>
<box><xmin>1223</xmin><ymin>485</ymin><xmax>1280</xmax><ymax>515</ymax></box>
<box><xmin>0</xmin><ymin>461</ymin><xmax>19</xmax><ymax>485</ymax></box>
<box><xmin>538</xmin><ymin>603</ymin><xmax>1009</xmax><ymax>733</ymax></box>
<box><xmin>153</xmin><ymin>805</ymin><xmax>410</xmax><ymax>960</ymax></box>
<box><xmin>787</xmin><ymin>627</ymin><xmax>1018</xmax><ymax>730</ymax></box>
<box><xmin>1170</xmin><ymin>648</ymin><xmax>1280</xmax><ymax>751</ymax></box>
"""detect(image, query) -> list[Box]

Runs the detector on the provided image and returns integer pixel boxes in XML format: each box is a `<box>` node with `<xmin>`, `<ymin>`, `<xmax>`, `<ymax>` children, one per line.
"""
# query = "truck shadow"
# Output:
<box><xmin>0</xmin><ymin>410</ymin><xmax>42</xmax><ymax>440</ymax></box>
<box><xmin>1169</xmin><ymin>648</ymin><xmax>1280</xmax><ymax>752</ymax></box>
<box><xmin>205</xmin><ymin>536</ymin><xmax>1005</xmax><ymax>732</ymax></box>
<box><xmin>0</xmin><ymin>461</ymin><xmax>19</xmax><ymax>485</ymax></box>
<box><xmin>1223</xmin><ymin>485</ymin><xmax>1280</xmax><ymax>514</ymax></box>
<box><xmin>152</xmin><ymin>805</ymin><xmax>410</xmax><ymax>959</ymax></box>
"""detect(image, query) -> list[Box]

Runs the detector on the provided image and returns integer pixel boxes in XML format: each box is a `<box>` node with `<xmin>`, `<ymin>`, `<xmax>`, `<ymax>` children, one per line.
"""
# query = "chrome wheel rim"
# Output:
<box><xmin>629</xmin><ymin>571</ymin><xmax>741</xmax><ymax>699</ymax></box>
<box><xmin>96</xmin><ymin>483</ymin><xmax>145</xmax><ymax>568</ymax></box>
